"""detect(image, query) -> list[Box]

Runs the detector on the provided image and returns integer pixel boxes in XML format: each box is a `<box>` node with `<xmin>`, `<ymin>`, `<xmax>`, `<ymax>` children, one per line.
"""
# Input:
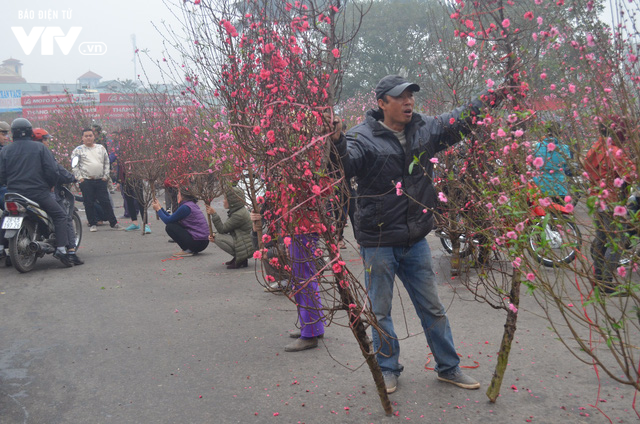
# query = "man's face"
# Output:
<box><xmin>0</xmin><ymin>130</ymin><xmax>9</xmax><ymax>146</ymax></box>
<box><xmin>82</xmin><ymin>130</ymin><xmax>95</xmax><ymax>146</ymax></box>
<box><xmin>378</xmin><ymin>89</ymin><xmax>415</xmax><ymax>132</ymax></box>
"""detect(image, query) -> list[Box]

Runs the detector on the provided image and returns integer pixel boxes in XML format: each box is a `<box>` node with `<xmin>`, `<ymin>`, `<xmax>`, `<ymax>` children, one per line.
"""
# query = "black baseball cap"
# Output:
<box><xmin>375</xmin><ymin>75</ymin><xmax>420</xmax><ymax>100</ymax></box>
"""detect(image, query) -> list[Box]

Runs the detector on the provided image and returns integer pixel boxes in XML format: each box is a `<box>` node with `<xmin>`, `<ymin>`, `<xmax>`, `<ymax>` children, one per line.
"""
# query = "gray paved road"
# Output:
<box><xmin>0</xmin><ymin>196</ymin><xmax>637</xmax><ymax>423</ymax></box>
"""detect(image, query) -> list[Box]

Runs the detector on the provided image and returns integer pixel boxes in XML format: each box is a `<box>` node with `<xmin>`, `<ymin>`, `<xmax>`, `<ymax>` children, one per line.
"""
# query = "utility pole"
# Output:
<box><xmin>131</xmin><ymin>34</ymin><xmax>137</xmax><ymax>82</ymax></box>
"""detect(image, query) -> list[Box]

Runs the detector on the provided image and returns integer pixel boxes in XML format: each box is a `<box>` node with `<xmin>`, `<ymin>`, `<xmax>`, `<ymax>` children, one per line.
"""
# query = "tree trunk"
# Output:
<box><xmin>350</xmin><ymin>314</ymin><xmax>393</xmax><ymax>415</ymax></box>
<box><xmin>143</xmin><ymin>180</ymin><xmax>157</xmax><ymax>236</ymax></box>
<box><xmin>206</xmin><ymin>202</ymin><xmax>214</xmax><ymax>236</ymax></box>
<box><xmin>450</xmin><ymin>230</ymin><xmax>461</xmax><ymax>276</ymax></box>
<box><xmin>486</xmin><ymin>270</ymin><xmax>521</xmax><ymax>402</ymax></box>
<box><xmin>332</xmin><ymin>260</ymin><xmax>392</xmax><ymax>415</ymax></box>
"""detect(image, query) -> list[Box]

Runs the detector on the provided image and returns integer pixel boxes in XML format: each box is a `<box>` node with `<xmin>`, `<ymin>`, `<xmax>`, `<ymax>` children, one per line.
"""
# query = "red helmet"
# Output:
<box><xmin>32</xmin><ymin>128</ymin><xmax>51</xmax><ymax>142</ymax></box>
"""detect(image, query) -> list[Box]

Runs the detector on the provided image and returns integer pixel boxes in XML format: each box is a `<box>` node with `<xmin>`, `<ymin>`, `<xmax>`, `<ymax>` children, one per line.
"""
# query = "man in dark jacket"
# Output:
<box><xmin>331</xmin><ymin>75</ymin><xmax>504</xmax><ymax>394</ymax></box>
<box><xmin>33</xmin><ymin>128</ymin><xmax>84</xmax><ymax>265</ymax></box>
<box><xmin>0</xmin><ymin>118</ymin><xmax>73</xmax><ymax>267</ymax></box>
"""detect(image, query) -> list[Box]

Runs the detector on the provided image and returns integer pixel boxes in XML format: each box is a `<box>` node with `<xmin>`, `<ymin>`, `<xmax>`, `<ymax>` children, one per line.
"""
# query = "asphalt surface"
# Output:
<box><xmin>0</xmin><ymin>194</ymin><xmax>638</xmax><ymax>423</ymax></box>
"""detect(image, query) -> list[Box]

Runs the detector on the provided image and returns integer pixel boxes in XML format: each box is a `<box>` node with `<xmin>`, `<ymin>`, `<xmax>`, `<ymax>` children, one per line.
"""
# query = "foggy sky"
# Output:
<box><xmin>3</xmin><ymin>1</ymin><xmax>620</xmax><ymax>88</ymax></box>
<box><xmin>3</xmin><ymin>0</ymin><xmax>186</xmax><ymax>86</ymax></box>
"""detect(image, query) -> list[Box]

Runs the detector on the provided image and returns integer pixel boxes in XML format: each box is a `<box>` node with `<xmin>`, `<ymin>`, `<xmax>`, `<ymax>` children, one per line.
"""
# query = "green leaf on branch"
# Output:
<box><xmin>409</xmin><ymin>151</ymin><xmax>425</xmax><ymax>175</ymax></box>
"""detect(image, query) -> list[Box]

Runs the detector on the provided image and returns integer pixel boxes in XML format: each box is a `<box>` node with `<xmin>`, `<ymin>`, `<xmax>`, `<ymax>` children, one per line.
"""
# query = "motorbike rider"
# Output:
<box><xmin>0</xmin><ymin>118</ymin><xmax>74</xmax><ymax>267</ymax></box>
<box><xmin>33</xmin><ymin>128</ymin><xmax>84</xmax><ymax>265</ymax></box>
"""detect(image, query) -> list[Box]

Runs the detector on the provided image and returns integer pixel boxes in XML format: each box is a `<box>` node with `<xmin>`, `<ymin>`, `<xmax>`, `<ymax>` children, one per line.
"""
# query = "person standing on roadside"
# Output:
<box><xmin>0</xmin><ymin>121</ymin><xmax>10</xmax><ymax>148</ymax></box>
<box><xmin>584</xmin><ymin>116</ymin><xmax>637</xmax><ymax>293</ymax></box>
<box><xmin>330</xmin><ymin>75</ymin><xmax>507</xmax><ymax>393</ymax></box>
<box><xmin>0</xmin><ymin>121</ymin><xmax>10</xmax><ymax>209</ymax></box>
<box><xmin>71</xmin><ymin>128</ymin><xmax>119</xmax><ymax>232</ymax></box>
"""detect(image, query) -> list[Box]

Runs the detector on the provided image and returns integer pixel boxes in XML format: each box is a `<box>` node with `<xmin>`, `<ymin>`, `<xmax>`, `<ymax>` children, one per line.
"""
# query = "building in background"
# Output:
<box><xmin>0</xmin><ymin>58</ymin><xmax>27</xmax><ymax>84</ymax></box>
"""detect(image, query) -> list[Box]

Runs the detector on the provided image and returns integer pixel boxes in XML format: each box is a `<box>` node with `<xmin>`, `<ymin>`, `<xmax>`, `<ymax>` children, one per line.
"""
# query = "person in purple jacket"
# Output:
<box><xmin>151</xmin><ymin>187</ymin><xmax>209</xmax><ymax>257</ymax></box>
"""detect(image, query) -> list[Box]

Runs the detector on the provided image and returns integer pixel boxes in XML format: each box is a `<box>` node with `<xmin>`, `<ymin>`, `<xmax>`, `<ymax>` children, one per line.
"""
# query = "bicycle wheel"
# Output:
<box><xmin>437</xmin><ymin>212</ymin><xmax>474</xmax><ymax>258</ymax></box>
<box><xmin>439</xmin><ymin>232</ymin><xmax>474</xmax><ymax>258</ymax></box>
<box><xmin>619</xmin><ymin>236</ymin><xmax>640</xmax><ymax>267</ymax></box>
<box><xmin>529</xmin><ymin>216</ymin><xmax>582</xmax><ymax>267</ymax></box>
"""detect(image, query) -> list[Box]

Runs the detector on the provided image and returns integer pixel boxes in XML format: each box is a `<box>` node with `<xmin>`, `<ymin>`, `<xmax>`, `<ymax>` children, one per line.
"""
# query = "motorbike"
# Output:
<box><xmin>435</xmin><ymin>183</ymin><xmax>582</xmax><ymax>268</ymax></box>
<box><xmin>526</xmin><ymin>198</ymin><xmax>582</xmax><ymax>267</ymax></box>
<box><xmin>1</xmin><ymin>186</ymin><xmax>82</xmax><ymax>273</ymax></box>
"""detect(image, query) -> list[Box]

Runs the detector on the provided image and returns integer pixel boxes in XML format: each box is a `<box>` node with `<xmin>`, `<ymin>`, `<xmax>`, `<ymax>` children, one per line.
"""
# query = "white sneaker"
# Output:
<box><xmin>90</xmin><ymin>225</ymin><xmax>97</xmax><ymax>232</ymax></box>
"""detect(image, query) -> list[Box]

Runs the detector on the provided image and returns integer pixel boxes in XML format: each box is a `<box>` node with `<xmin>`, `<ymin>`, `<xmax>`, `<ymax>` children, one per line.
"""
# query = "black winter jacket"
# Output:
<box><xmin>55</xmin><ymin>163</ymin><xmax>75</xmax><ymax>186</ymax></box>
<box><xmin>0</xmin><ymin>136</ymin><xmax>59</xmax><ymax>197</ymax></box>
<box><xmin>334</xmin><ymin>92</ymin><xmax>492</xmax><ymax>247</ymax></box>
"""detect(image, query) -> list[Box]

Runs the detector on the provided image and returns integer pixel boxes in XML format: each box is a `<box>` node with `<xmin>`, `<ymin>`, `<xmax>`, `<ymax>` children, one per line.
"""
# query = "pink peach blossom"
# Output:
<box><xmin>617</xmin><ymin>266</ymin><xmax>627</xmax><ymax>277</ymax></box>
<box><xmin>613</xmin><ymin>206</ymin><xmax>627</xmax><ymax>216</ymax></box>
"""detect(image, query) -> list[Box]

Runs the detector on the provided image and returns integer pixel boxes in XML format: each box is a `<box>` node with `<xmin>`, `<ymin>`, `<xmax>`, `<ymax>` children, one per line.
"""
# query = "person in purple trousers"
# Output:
<box><xmin>284</xmin><ymin>233</ymin><xmax>325</xmax><ymax>352</ymax></box>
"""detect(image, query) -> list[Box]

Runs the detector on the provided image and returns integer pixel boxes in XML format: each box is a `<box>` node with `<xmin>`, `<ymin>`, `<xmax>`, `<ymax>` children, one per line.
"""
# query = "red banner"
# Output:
<box><xmin>23</xmin><ymin>105</ymin><xmax>98</xmax><ymax>120</ymax></box>
<box><xmin>22</xmin><ymin>95</ymin><xmax>71</xmax><ymax>106</ymax></box>
<box><xmin>97</xmin><ymin>105</ymin><xmax>136</xmax><ymax>119</ymax></box>
<box><xmin>99</xmin><ymin>93</ymin><xmax>168</xmax><ymax>104</ymax></box>
<box><xmin>21</xmin><ymin>92</ymin><xmax>179</xmax><ymax>121</ymax></box>
<box><xmin>99</xmin><ymin>93</ymin><xmax>137</xmax><ymax>104</ymax></box>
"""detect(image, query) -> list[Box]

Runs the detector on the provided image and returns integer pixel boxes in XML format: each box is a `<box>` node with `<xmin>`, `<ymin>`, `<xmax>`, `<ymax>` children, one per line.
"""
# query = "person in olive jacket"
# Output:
<box><xmin>206</xmin><ymin>186</ymin><xmax>253</xmax><ymax>269</ymax></box>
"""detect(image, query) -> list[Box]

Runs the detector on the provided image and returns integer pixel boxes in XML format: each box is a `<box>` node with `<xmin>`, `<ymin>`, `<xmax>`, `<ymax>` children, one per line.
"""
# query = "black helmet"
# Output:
<box><xmin>11</xmin><ymin>118</ymin><xmax>33</xmax><ymax>139</ymax></box>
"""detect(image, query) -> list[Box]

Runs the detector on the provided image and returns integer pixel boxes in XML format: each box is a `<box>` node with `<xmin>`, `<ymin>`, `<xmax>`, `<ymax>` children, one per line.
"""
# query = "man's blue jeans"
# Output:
<box><xmin>361</xmin><ymin>238</ymin><xmax>460</xmax><ymax>377</ymax></box>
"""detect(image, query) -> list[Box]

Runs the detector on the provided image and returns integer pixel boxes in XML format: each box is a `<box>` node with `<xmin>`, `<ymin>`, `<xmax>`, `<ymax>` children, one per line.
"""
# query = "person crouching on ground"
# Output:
<box><xmin>205</xmin><ymin>186</ymin><xmax>253</xmax><ymax>269</ymax></box>
<box><xmin>151</xmin><ymin>187</ymin><xmax>209</xmax><ymax>257</ymax></box>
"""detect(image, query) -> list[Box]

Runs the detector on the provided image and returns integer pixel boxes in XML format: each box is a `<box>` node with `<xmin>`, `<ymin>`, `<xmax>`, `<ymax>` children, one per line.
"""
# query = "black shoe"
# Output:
<box><xmin>53</xmin><ymin>251</ymin><xmax>74</xmax><ymax>267</ymax></box>
<box><xmin>68</xmin><ymin>254</ymin><xmax>84</xmax><ymax>265</ymax></box>
<box><xmin>0</xmin><ymin>250</ymin><xmax>9</xmax><ymax>267</ymax></box>
<box><xmin>225</xmin><ymin>258</ymin><xmax>235</xmax><ymax>265</ymax></box>
<box><xmin>227</xmin><ymin>258</ymin><xmax>248</xmax><ymax>269</ymax></box>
